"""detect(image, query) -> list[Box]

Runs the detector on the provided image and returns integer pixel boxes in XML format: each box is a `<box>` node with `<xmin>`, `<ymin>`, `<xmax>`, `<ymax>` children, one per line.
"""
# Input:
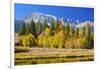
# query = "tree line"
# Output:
<box><xmin>16</xmin><ymin>18</ymin><xmax>94</xmax><ymax>49</ymax></box>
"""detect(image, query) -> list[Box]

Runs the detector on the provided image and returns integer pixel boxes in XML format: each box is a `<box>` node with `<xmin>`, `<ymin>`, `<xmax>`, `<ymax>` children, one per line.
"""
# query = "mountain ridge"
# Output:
<box><xmin>15</xmin><ymin>12</ymin><xmax>94</xmax><ymax>32</ymax></box>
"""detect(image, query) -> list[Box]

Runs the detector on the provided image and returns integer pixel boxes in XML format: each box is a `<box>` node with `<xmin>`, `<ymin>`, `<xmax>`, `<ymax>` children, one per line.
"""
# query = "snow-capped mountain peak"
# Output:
<box><xmin>75</xmin><ymin>21</ymin><xmax>94</xmax><ymax>28</ymax></box>
<box><xmin>24</xmin><ymin>12</ymin><xmax>57</xmax><ymax>24</ymax></box>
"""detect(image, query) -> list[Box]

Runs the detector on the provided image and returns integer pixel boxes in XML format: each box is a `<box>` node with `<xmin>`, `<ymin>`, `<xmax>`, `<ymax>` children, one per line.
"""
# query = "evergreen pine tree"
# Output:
<box><xmin>28</xmin><ymin>18</ymin><xmax>36</xmax><ymax>38</ymax></box>
<box><xmin>55</xmin><ymin>20</ymin><xmax>60</xmax><ymax>32</ymax></box>
<box><xmin>18</xmin><ymin>22</ymin><xmax>26</xmax><ymax>35</ymax></box>
<box><xmin>36</xmin><ymin>20</ymin><xmax>42</xmax><ymax>35</ymax></box>
<box><xmin>42</xmin><ymin>19</ymin><xmax>48</xmax><ymax>31</ymax></box>
<box><xmin>82</xmin><ymin>27</ymin><xmax>86</xmax><ymax>37</ymax></box>
<box><xmin>74</xmin><ymin>27</ymin><xmax>79</xmax><ymax>38</ymax></box>
<box><xmin>85</xmin><ymin>23</ymin><xmax>91</xmax><ymax>37</ymax></box>
<box><xmin>65</xmin><ymin>23</ymin><xmax>70</xmax><ymax>36</ymax></box>
<box><xmin>26</xmin><ymin>25</ymin><xmax>30</xmax><ymax>35</ymax></box>
<box><xmin>50</xmin><ymin>19</ymin><xmax>55</xmax><ymax>30</ymax></box>
<box><xmin>69</xmin><ymin>26</ymin><xmax>74</xmax><ymax>37</ymax></box>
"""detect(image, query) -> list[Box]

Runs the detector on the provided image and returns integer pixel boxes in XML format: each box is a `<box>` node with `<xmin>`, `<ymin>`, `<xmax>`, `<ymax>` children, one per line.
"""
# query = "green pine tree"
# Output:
<box><xmin>69</xmin><ymin>26</ymin><xmax>74</xmax><ymax>37</ymax></box>
<box><xmin>82</xmin><ymin>27</ymin><xmax>86</xmax><ymax>37</ymax></box>
<box><xmin>55</xmin><ymin>20</ymin><xmax>60</xmax><ymax>32</ymax></box>
<box><xmin>50</xmin><ymin>19</ymin><xmax>55</xmax><ymax>30</ymax></box>
<box><xmin>36</xmin><ymin>20</ymin><xmax>42</xmax><ymax>35</ymax></box>
<box><xmin>85</xmin><ymin>23</ymin><xmax>91</xmax><ymax>37</ymax></box>
<box><xmin>42</xmin><ymin>19</ymin><xmax>48</xmax><ymax>31</ymax></box>
<box><xmin>74</xmin><ymin>27</ymin><xmax>79</xmax><ymax>38</ymax></box>
<box><xmin>85</xmin><ymin>23</ymin><xmax>93</xmax><ymax>49</ymax></box>
<box><xmin>18</xmin><ymin>22</ymin><xmax>26</xmax><ymax>35</ymax></box>
<box><xmin>65</xmin><ymin>23</ymin><xmax>70</xmax><ymax>36</ymax></box>
<box><xmin>26</xmin><ymin>25</ymin><xmax>30</xmax><ymax>35</ymax></box>
<box><xmin>28</xmin><ymin>18</ymin><xmax>36</xmax><ymax>38</ymax></box>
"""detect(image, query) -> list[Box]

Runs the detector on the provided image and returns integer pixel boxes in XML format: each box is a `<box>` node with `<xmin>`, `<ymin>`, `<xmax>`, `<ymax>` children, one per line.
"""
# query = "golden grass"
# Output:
<box><xmin>15</xmin><ymin>47</ymin><xmax>94</xmax><ymax>65</ymax></box>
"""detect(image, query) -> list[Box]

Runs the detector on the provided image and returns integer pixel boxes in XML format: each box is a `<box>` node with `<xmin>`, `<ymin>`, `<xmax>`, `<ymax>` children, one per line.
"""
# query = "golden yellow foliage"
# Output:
<box><xmin>17</xmin><ymin>23</ymin><xmax>93</xmax><ymax>49</ymax></box>
<box><xmin>19</xmin><ymin>34</ymin><xmax>37</xmax><ymax>47</ymax></box>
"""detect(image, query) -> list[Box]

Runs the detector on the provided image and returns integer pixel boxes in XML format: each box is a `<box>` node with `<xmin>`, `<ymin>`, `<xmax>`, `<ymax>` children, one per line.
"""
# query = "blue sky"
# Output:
<box><xmin>15</xmin><ymin>3</ymin><xmax>94</xmax><ymax>22</ymax></box>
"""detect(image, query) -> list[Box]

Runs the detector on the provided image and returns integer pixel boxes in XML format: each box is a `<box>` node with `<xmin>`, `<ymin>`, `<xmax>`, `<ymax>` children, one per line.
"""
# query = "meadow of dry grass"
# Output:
<box><xmin>15</xmin><ymin>47</ymin><xmax>94</xmax><ymax>65</ymax></box>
